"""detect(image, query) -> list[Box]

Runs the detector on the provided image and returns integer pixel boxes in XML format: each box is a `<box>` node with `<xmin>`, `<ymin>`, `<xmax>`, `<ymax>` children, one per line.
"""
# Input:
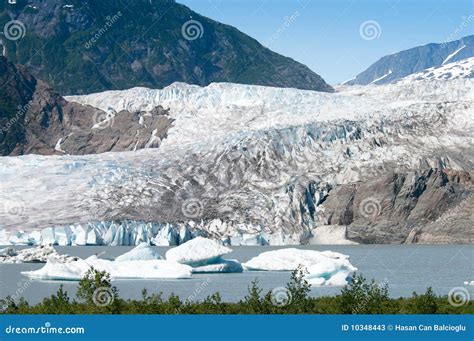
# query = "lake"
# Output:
<box><xmin>0</xmin><ymin>244</ymin><xmax>473</xmax><ymax>304</ymax></box>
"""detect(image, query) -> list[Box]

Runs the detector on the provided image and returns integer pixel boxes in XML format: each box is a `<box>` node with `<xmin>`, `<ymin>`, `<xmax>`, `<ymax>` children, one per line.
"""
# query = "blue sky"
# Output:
<box><xmin>178</xmin><ymin>0</ymin><xmax>474</xmax><ymax>84</ymax></box>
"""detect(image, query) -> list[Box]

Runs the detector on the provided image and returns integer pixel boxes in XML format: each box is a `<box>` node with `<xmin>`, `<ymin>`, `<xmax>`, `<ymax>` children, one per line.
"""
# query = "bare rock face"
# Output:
<box><xmin>0</xmin><ymin>57</ymin><xmax>174</xmax><ymax>156</ymax></box>
<box><xmin>318</xmin><ymin>169</ymin><xmax>473</xmax><ymax>244</ymax></box>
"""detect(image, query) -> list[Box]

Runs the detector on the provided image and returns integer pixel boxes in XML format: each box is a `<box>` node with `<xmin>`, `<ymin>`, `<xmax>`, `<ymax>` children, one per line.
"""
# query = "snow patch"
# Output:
<box><xmin>443</xmin><ymin>45</ymin><xmax>465</xmax><ymax>65</ymax></box>
<box><xmin>369</xmin><ymin>70</ymin><xmax>392</xmax><ymax>84</ymax></box>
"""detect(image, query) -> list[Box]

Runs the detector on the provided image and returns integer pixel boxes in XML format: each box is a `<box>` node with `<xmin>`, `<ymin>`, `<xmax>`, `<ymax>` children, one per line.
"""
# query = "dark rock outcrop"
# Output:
<box><xmin>318</xmin><ymin>169</ymin><xmax>473</xmax><ymax>244</ymax></box>
<box><xmin>0</xmin><ymin>56</ymin><xmax>173</xmax><ymax>156</ymax></box>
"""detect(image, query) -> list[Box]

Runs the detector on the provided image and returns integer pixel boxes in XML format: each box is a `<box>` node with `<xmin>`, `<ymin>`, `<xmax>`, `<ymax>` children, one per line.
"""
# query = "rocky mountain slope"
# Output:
<box><xmin>1</xmin><ymin>79</ymin><xmax>472</xmax><ymax>245</ymax></box>
<box><xmin>0</xmin><ymin>56</ymin><xmax>173</xmax><ymax>156</ymax></box>
<box><xmin>0</xmin><ymin>0</ymin><xmax>332</xmax><ymax>94</ymax></box>
<box><xmin>347</xmin><ymin>35</ymin><xmax>474</xmax><ymax>85</ymax></box>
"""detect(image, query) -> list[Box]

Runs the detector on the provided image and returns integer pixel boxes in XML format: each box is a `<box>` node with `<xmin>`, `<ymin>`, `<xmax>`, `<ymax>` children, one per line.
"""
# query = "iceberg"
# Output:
<box><xmin>192</xmin><ymin>259</ymin><xmax>243</xmax><ymax>273</ymax></box>
<box><xmin>0</xmin><ymin>245</ymin><xmax>77</xmax><ymax>264</ymax></box>
<box><xmin>243</xmin><ymin>248</ymin><xmax>349</xmax><ymax>270</ymax></box>
<box><xmin>165</xmin><ymin>237</ymin><xmax>232</xmax><ymax>266</ymax></box>
<box><xmin>22</xmin><ymin>255</ymin><xmax>192</xmax><ymax>280</ymax></box>
<box><xmin>243</xmin><ymin>248</ymin><xmax>356</xmax><ymax>286</ymax></box>
<box><xmin>115</xmin><ymin>243</ymin><xmax>163</xmax><ymax>261</ymax></box>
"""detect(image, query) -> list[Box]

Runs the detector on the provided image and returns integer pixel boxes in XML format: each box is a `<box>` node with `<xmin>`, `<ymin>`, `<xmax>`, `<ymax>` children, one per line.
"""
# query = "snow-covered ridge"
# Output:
<box><xmin>1</xmin><ymin>80</ymin><xmax>473</xmax><ymax>245</ymax></box>
<box><xmin>397</xmin><ymin>57</ymin><xmax>474</xmax><ymax>84</ymax></box>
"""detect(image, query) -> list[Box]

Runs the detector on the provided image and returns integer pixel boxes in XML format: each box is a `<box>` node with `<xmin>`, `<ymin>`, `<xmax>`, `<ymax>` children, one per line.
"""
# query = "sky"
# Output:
<box><xmin>178</xmin><ymin>0</ymin><xmax>474</xmax><ymax>84</ymax></box>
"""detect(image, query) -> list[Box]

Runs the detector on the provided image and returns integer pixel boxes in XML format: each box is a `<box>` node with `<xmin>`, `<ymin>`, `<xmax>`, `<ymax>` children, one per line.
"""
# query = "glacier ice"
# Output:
<box><xmin>243</xmin><ymin>248</ymin><xmax>357</xmax><ymax>286</ymax></box>
<box><xmin>165</xmin><ymin>237</ymin><xmax>233</xmax><ymax>266</ymax></box>
<box><xmin>1</xmin><ymin>80</ymin><xmax>473</xmax><ymax>245</ymax></box>
<box><xmin>22</xmin><ymin>255</ymin><xmax>193</xmax><ymax>280</ymax></box>
<box><xmin>115</xmin><ymin>242</ymin><xmax>163</xmax><ymax>261</ymax></box>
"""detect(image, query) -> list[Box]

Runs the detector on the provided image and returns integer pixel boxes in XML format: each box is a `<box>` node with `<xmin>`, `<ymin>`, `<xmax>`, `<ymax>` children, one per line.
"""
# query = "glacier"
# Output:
<box><xmin>1</xmin><ymin>80</ymin><xmax>473</xmax><ymax>245</ymax></box>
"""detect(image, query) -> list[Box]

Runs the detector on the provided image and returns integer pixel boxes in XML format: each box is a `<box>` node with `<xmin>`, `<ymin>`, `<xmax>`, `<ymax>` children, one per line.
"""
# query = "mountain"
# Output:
<box><xmin>0</xmin><ymin>0</ymin><xmax>332</xmax><ymax>94</ymax></box>
<box><xmin>0</xmin><ymin>56</ymin><xmax>173</xmax><ymax>156</ymax></box>
<box><xmin>347</xmin><ymin>35</ymin><xmax>474</xmax><ymax>85</ymax></box>
<box><xmin>1</xmin><ymin>80</ymin><xmax>472</xmax><ymax>245</ymax></box>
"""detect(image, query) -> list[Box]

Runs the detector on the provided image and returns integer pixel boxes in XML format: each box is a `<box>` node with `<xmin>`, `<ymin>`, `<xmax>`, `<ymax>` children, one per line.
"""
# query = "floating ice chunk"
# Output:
<box><xmin>0</xmin><ymin>245</ymin><xmax>77</xmax><ymax>264</ymax></box>
<box><xmin>243</xmin><ymin>248</ymin><xmax>350</xmax><ymax>270</ymax></box>
<box><xmin>22</xmin><ymin>256</ymin><xmax>192</xmax><ymax>280</ymax></box>
<box><xmin>115</xmin><ymin>243</ymin><xmax>163</xmax><ymax>261</ymax></box>
<box><xmin>165</xmin><ymin>237</ymin><xmax>232</xmax><ymax>266</ymax></box>
<box><xmin>192</xmin><ymin>259</ymin><xmax>243</xmax><ymax>273</ymax></box>
<box><xmin>243</xmin><ymin>248</ymin><xmax>356</xmax><ymax>286</ymax></box>
<box><xmin>305</xmin><ymin>258</ymin><xmax>357</xmax><ymax>286</ymax></box>
<box><xmin>22</xmin><ymin>258</ymin><xmax>91</xmax><ymax>280</ymax></box>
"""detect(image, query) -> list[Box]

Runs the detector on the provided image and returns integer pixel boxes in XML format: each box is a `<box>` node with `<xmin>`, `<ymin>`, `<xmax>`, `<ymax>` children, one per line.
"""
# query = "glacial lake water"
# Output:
<box><xmin>0</xmin><ymin>245</ymin><xmax>473</xmax><ymax>304</ymax></box>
